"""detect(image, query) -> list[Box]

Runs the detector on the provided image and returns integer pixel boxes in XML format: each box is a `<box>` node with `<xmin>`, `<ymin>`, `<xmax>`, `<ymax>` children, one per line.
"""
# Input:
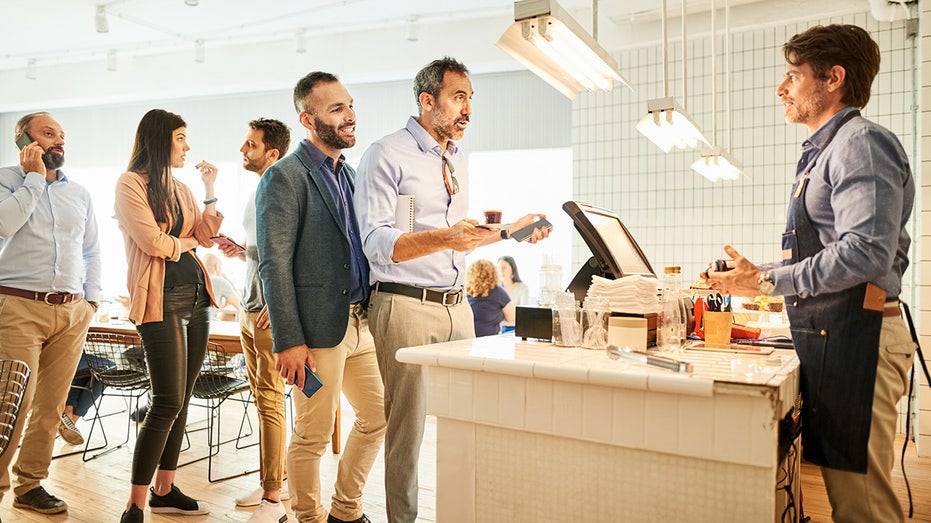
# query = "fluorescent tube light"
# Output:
<box><xmin>636</xmin><ymin>97</ymin><xmax>709</xmax><ymax>153</ymax></box>
<box><xmin>691</xmin><ymin>147</ymin><xmax>744</xmax><ymax>182</ymax></box>
<box><xmin>496</xmin><ymin>0</ymin><xmax>632</xmax><ymax>99</ymax></box>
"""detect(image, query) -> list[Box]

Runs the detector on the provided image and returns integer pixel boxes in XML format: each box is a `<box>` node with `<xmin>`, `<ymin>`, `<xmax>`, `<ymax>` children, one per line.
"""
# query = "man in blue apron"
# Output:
<box><xmin>706</xmin><ymin>24</ymin><xmax>916</xmax><ymax>522</ymax></box>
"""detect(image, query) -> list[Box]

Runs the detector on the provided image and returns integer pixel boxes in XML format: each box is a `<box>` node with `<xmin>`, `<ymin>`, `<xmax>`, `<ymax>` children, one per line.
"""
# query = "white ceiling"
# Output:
<box><xmin>0</xmin><ymin>0</ymin><xmax>864</xmax><ymax>112</ymax></box>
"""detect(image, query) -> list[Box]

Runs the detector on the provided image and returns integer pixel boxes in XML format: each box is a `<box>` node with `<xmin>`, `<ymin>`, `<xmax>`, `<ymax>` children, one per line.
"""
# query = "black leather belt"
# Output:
<box><xmin>0</xmin><ymin>285</ymin><xmax>82</xmax><ymax>305</ymax></box>
<box><xmin>373</xmin><ymin>281</ymin><xmax>463</xmax><ymax>306</ymax></box>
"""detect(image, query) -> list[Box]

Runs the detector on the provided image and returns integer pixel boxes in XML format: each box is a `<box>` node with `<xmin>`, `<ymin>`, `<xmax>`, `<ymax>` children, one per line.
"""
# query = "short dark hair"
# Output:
<box><xmin>248</xmin><ymin>118</ymin><xmax>291</xmax><ymax>156</ymax></box>
<box><xmin>783</xmin><ymin>24</ymin><xmax>880</xmax><ymax>109</ymax></box>
<box><xmin>293</xmin><ymin>71</ymin><xmax>340</xmax><ymax>114</ymax></box>
<box><xmin>413</xmin><ymin>57</ymin><xmax>470</xmax><ymax>111</ymax></box>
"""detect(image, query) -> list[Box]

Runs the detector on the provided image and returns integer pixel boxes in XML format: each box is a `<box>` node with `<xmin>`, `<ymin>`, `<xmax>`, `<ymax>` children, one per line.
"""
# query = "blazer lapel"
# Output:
<box><xmin>294</xmin><ymin>145</ymin><xmax>347</xmax><ymax>238</ymax></box>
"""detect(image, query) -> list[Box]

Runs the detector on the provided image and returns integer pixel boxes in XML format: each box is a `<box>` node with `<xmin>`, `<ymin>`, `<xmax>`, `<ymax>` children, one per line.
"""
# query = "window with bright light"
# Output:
<box><xmin>67</xmin><ymin>162</ymin><xmax>256</xmax><ymax>302</ymax></box>
<box><xmin>465</xmin><ymin>148</ymin><xmax>573</xmax><ymax>306</ymax></box>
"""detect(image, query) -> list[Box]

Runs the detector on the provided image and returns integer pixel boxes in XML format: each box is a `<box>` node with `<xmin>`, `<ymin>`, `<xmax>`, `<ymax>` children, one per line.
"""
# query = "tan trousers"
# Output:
<box><xmin>0</xmin><ymin>295</ymin><xmax>92</xmax><ymax>499</ymax></box>
<box><xmin>368</xmin><ymin>290</ymin><xmax>474</xmax><ymax>523</ymax></box>
<box><xmin>240</xmin><ymin>310</ymin><xmax>287</xmax><ymax>493</ymax></box>
<box><xmin>288</xmin><ymin>304</ymin><xmax>386</xmax><ymax>523</ymax></box>
<box><xmin>821</xmin><ymin>314</ymin><xmax>916</xmax><ymax>523</ymax></box>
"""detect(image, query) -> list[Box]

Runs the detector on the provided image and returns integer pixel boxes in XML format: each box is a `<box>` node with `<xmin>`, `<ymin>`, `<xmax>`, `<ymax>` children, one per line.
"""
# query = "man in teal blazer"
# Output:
<box><xmin>256</xmin><ymin>71</ymin><xmax>385</xmax><ymax>523</ymax></box>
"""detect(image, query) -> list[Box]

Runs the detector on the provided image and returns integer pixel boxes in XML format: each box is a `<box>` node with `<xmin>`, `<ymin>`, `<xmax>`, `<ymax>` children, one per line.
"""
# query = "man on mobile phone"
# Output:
<box><xmin>256</xmin><ymin>72</ymin><xmax>385</xmax><ymax>523</ymax></box>
<box><xmin>215</xmin><ymin>118</ymin><xmax>293</xmax><ymax>522</ymax></box>
<box><xmin>354</xmin><ymin>57</ymin><xmax>551</xmax><ymax>523</ymax></box>
<box><xmin>0</xmin><ymin>112</ymin><xmax>101</xmax><ymax>515</ymax></box>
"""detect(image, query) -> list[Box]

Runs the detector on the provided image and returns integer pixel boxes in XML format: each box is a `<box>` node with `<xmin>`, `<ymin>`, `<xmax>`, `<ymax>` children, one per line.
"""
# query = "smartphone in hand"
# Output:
<box><xmin>509</xmin><ymin>218</ymin><xmax>553</xmax><ymax>242</ymax></box>
<box><xmin>301</xmin><ymin>365</ymin><xmax>323</xmax><ymax>398</ymax></box>
<box><xmin>15</xmin><ymin>132</ymin><xmax>33</xmax><ymax>150</ymax></box>
<box><xmin>211</xmin><ymin>235</ymin><xmax>245</xmax><ymax>254</ymax></box>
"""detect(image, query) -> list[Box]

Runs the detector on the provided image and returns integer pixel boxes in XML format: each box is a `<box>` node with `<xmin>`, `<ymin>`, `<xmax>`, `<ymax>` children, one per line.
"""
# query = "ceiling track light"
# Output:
<box><xmin>194</xmin><ymin>40</ymin><xmax>205</xmax><ymax>63</ymax></box>
<box><xmin>107</xmin><ymin>50</ymin><xmax>117</xmax><ymax>72</ymax></box>
<box><xmin>26</xmin><ymin>58</ymin><xmax>37</xmax><ymax>80</ymax></box>
<box><xmin>636</xmin><ymin>0</ymin><xmax>709</xmax><ymax>153</ymax></box>
<box><xmin>497</xmin><ymin>0</ymin><xmax>632</xmax><ymax>99</ymax></box>
<box><xmin>407</xmin><ymin>15</ymin><xmax>420</xmax><ymax>42</ymax></box>
<box><xmin>95</xmin><ymin>5</ymin><xmax>109</xmax><ymax>33</ymax></box>
<box><xmin>295</xmin><ymin>29</ymin><xmax>307</xmax><ymax>54</ymax></box>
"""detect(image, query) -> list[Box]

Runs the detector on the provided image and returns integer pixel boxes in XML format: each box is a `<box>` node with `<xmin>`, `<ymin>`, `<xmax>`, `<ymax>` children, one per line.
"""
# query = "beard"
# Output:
<box><xmin>785</xmin><ymin>81</ymin><xmax>828</xmax><ymax>126</ymax></box>
<box><xmin>314</xmin><ymin>117</ymin><xmax>355</xmax><ymax>150</ymax></box>
<box><xmin>43</xmin><ymin>147</ymin><xmax>65</xmax><ymax>170</ymax></box>
<box><xmin>433</xmin><ymin>111</ymin><xmax>469</xmax><ymax>142</ymax></box>
<box><xmin>242</xmin><ymin>158</ymin><xmax>264</xmax><ymax>173</ymax></box>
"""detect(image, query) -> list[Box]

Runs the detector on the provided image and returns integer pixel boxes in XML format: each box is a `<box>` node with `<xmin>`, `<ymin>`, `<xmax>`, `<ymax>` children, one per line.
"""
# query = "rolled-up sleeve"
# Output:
<box><xmin>355</xmin><ymin>141</ymin><xmax>404</xmax><ymax>265</ymax></box>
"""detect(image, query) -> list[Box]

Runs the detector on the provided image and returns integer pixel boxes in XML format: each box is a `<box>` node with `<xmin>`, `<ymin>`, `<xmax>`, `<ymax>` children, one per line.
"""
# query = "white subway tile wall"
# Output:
<box><xmin>573</xmin><ymin>11</ymin><xmax>924</xmax><ymax>450</ymax></box>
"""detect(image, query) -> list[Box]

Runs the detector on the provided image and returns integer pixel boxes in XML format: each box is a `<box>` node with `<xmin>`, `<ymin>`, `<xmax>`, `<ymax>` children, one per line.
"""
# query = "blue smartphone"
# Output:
<box><xmin>301</xmin><ymin>365</ymin><xmax>323</xmax><ymax>398</ymax></box>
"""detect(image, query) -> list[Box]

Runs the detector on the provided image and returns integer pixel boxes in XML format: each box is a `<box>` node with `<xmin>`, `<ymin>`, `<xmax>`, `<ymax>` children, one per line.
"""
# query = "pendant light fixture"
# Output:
<box><xmin>636</xmin><ymin>0</ymin><xmax>709</xmax><ymax>153</ymax></box>
<box><xmin>497</xmin><ymin>0</ymin><xmax>633</xmax><ymax>99</ymax></box>
<box><xmin>691</xmin><ymin>0</ymin><xmax>744</xmax><ymax>181</ymax></box>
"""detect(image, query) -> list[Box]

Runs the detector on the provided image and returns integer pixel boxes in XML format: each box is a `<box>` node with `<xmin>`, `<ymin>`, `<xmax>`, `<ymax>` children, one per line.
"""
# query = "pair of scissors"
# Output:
<box><xmin>705</xmin><ymin>292</ymin><xmax>731</xmax><ymax>312</ymax></box>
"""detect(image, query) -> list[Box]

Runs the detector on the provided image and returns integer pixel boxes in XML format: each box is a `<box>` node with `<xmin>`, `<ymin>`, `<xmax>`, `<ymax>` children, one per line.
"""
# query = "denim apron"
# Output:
<box><xmin>782</xmin><ymin>109</ymin><xmax>883</xmax><ymax>473</ymax></box>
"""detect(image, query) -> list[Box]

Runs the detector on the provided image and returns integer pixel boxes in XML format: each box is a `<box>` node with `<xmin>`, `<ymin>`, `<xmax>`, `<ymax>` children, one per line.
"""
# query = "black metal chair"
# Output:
<box><xmin>0</xmin><ymin>360</ymin><xmax>31</xmax><ymax>459</ymax></box>
<box><xmin>180</xmin><ymin>341</ymin><xmax>257</xmax><ymax>482</ymax></box>
<box><xmin>80</xmin><ymin>331</ymin><xmax>150</xmax><ymax>461</ymax></box>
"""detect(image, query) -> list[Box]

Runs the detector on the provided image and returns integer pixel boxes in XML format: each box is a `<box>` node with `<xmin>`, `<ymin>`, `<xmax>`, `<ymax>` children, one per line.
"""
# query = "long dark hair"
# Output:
<box><xmin>498</xmin><ymin>256</ymin><xmax>523</xmax><ymax>283</ymax></box>
<box><xmin>127</xmin><ymin>109</ymin><xmax>186</xmax><ymax>223</ymax></box>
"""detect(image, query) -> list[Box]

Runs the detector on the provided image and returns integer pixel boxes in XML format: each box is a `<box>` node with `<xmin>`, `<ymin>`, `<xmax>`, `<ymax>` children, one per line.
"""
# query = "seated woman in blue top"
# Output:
<box><xmin>466</xmin><ymin>259</ymin><xmax>515</xmax><ymax>337</ymax></box>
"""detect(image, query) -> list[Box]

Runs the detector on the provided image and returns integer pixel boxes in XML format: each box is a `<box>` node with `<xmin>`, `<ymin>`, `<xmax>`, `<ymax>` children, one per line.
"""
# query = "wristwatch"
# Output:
<box><xmin>757</xmin><ymin>272</ymin><xmax>775</xmax><ymax>296</ymax></box>
<box><xmin>500</xmin><ymin>228</ymin><xmax>510</xmax><ymax>240</ymax></box>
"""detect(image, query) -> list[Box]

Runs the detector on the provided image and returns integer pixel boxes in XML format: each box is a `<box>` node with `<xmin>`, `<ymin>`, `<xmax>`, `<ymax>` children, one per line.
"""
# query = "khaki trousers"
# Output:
<box><xmin>288</xmin><ymin>305</ymin><xmax>386</xmax><ymax>523</ymax></box>
<box><xmin>821</xmin><ymin>314</ymin><xmax>916</xmax><ymax>522</ymax></box>
<box><xmin>368</xmin><ymin>290</ymin><xmax>474</xmax><ymax>523</ymax></box>
<box><xmin>240</xmin><ymin>310</ymin><xmax>287</xmax><ymax>493</ymax></box>
<box><xmin>0</xmin><ymin>295</ymin><xmax>92</xmax><ymax>499</ymax></box>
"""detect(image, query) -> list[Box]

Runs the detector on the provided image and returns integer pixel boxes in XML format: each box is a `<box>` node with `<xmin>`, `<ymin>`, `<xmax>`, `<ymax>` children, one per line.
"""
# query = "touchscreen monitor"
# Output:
<box><xmin>562</xmin><ymin>201</ymin><xmax>655</xmax><ymax>279</ymax></box>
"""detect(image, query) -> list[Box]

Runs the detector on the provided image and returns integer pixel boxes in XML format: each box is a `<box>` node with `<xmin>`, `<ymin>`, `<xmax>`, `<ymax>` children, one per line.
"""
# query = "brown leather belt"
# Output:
<box><xmin>373</xmin><ymin>281</ymin><xmax>463</xmax><ymax>306</ymax></box>
<box><xmin>884</xmin><ymin>301</ymin><xmax>901</xmax><ymax>318</ymax></box>
<box><xmin>0</xmin><ymin>285</ymin><xmax>82</xmax><ymax>305</ymax></box>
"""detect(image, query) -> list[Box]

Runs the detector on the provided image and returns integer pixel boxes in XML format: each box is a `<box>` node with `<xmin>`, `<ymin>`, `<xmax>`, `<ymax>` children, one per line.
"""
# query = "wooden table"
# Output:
<box><xmin>89</xmin><ymin>319</ymin><xmax>242</xmax><ymax>352</ymax></box>
<box><xmin>87</xmin><ymin>319</ymin><xmax>343</xmax><ymax>453</ymax></box>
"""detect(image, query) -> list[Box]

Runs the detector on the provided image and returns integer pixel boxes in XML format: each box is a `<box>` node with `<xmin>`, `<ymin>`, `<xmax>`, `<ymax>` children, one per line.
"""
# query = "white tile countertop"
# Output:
<box><xmin>396</xmin><ymin>335</ymin><xmax>799</xmax><ymax>399</ymax></box>
<box><xmin>398</xmin><ymin>335</ymin><xmax>803</xmax><ymax>522</ymax></box>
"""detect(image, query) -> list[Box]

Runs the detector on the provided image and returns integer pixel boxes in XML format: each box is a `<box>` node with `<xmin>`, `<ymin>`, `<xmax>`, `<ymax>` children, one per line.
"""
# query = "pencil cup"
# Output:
<box><xmin>703</xmin><ymin>311</ymin><xmax>733</xmax><ymax>347</ymax></box>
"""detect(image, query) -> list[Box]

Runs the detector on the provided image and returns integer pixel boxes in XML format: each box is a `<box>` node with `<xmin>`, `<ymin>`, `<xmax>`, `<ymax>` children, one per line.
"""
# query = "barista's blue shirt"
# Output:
<box><xmin>770</xmin><ymin>106</ymin><xmax>913</xmax><ymax>300</ymax></box>
<box><xmin>300</xmin><ymin>140</ymin><xmax>369</xmax><ymax>304</ymax></box>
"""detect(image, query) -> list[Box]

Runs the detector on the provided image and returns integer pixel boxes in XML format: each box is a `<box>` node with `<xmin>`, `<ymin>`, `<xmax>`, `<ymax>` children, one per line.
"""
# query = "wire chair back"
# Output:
<box><xmin>0</xmin><ymin>359</ymin><xmax>31</xmax><ymax>458</ymax></box>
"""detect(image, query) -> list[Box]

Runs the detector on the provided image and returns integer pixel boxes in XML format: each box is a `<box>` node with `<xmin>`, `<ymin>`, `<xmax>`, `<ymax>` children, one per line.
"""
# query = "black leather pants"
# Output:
<box><xmin>131</xmin><ymin>284</ymin><xmax>210</xmax><ymax>484</ymax></box>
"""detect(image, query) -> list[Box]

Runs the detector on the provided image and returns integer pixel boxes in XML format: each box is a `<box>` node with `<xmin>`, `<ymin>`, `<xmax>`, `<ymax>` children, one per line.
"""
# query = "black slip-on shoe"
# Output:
<box><xmin>148</xmin><ymin>484</ymin><xmax>209</xmax><ymax>515</ymax></box>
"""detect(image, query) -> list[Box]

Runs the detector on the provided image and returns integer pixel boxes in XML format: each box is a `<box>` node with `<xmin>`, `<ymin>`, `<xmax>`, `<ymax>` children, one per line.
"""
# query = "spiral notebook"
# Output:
<box><xmin>395</xmin><ymin>194</ymin><xmax>415</xmax><ymax>232</ymax></box>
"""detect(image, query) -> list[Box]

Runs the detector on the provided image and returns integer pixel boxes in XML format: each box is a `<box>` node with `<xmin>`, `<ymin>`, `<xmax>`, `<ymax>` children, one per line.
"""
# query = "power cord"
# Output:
<box><xmin>899</xmin><ymin>302</ymin><xmax>930</xmax><ymax>519</ymax></box>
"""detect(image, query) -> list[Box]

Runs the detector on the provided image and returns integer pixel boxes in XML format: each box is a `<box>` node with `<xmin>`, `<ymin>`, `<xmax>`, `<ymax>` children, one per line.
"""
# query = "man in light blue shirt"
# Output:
<box><xmin>0</xmin><ymin>112</ymin><xmax>101</xmax><ymax>515</ymax></box>
<box><xmin>354</xmin><ymin>57</ymin><xmax>550</xmax><ymax>523</ymax></box>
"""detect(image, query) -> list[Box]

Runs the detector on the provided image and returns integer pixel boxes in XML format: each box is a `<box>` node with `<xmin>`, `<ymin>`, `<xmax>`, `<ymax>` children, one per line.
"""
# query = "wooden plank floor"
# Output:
<box><xmin>0</xmin><ymin>393</ymin><xmax>927</xmax><ymax>522</ymax></box>
<box><xmin>800</xmin><ymin>433</ymin><xmax>931</xmax><ymax>522</ymax></box>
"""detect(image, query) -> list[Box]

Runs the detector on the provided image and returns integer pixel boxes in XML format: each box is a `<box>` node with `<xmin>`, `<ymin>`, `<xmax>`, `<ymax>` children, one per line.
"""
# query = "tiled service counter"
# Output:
<box><xmin>397</xmin><ymin>337</ymin><xmax>801</xmax><ymax>522</ymax></box>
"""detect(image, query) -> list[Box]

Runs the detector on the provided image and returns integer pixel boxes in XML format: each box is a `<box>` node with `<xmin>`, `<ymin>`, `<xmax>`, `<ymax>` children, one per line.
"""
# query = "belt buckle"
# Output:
<box><xmin>441</xmin><ymin>290</ymin><xmax>460</xmax><ymax>306</ymax></box>
<box><xmin>43</xmin><ymin>293</ymin><xmax>56</xmax><ymax>305</ymax></box>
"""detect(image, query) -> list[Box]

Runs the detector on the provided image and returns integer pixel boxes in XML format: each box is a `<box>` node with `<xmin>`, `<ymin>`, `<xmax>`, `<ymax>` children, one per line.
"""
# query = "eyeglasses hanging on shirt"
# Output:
<box><xmin>442</xmin><ymin>155</ymin><xmax>459</xmax><ymax>196</ymax></box>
